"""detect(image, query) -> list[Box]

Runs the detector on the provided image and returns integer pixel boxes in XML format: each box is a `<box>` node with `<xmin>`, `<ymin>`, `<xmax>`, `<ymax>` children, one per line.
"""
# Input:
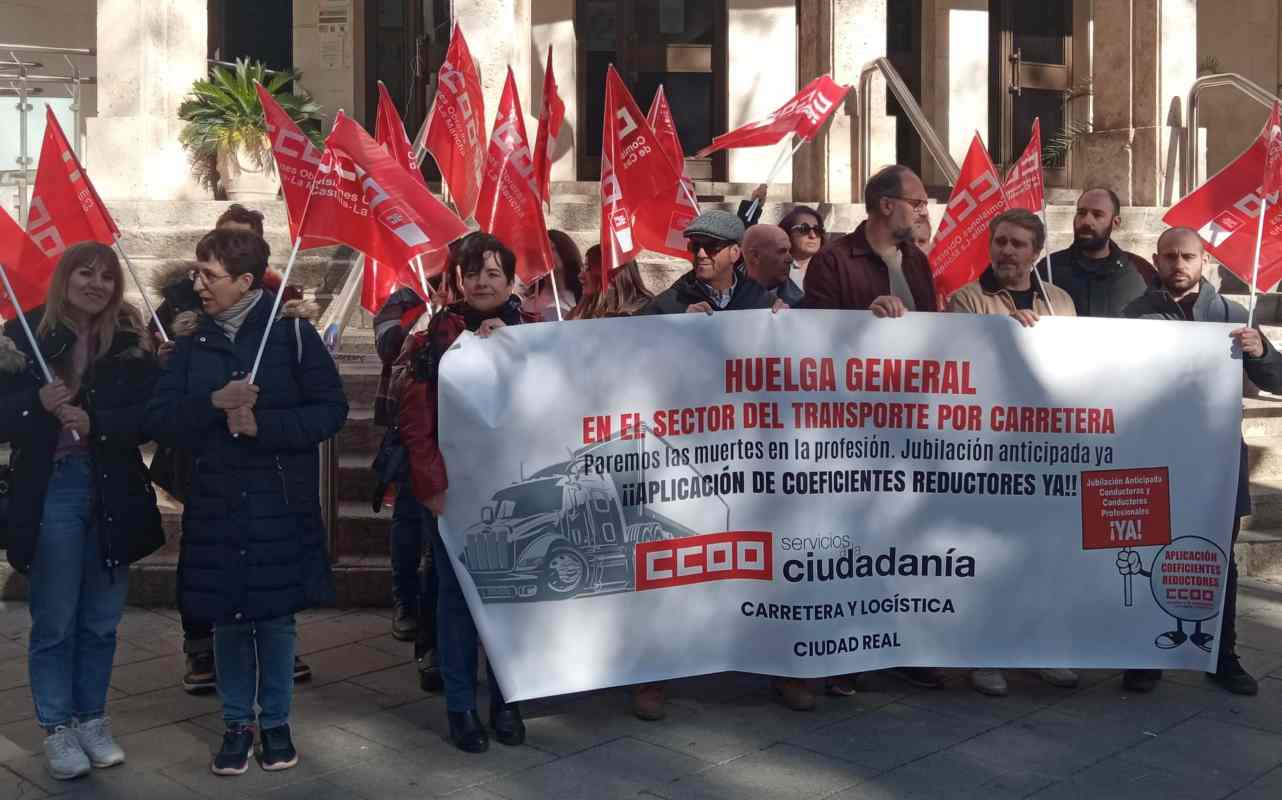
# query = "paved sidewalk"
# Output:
<box><xmin>1</xmin><ymin>581</ymin><xmax>1281</xmax><ymax>799</ymax></box>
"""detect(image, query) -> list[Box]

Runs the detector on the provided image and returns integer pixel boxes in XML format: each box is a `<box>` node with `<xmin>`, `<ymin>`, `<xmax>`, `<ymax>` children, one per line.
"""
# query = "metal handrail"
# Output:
<box><xmin>857</xmin><ymin>57</ymin><xmax>959</xmax><ymax>197</ymax></box>
<box><xmin>0</xmin><ymin>43</ymin><xmax>94</xmax><ymax>56</ymax></box>
<box><xmin>1185</xmin><ymin>72</ymin><xmax>1282</xmax><ymax>194</ymax></box>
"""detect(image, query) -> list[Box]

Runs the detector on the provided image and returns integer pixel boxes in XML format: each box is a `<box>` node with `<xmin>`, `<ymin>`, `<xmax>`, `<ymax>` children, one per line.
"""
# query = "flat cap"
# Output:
<box><xmin>683</xmin><ymin>210</ymin><xmax>745</xmax><ymax>243</ymax></box>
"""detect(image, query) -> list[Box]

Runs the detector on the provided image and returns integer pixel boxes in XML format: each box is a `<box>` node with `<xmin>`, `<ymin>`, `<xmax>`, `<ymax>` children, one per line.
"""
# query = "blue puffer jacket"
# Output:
<box><xmin>142</xmin><ymin>292</ymin><xmax>349</xmax><ymax>624</ymax></box>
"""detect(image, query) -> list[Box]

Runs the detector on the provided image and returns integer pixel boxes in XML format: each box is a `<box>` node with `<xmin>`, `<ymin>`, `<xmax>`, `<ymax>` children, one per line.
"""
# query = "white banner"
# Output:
<box><xmin>438</xmin><ymin>311</ymin><xmax>1243</xmax><ymax>702</ymax></box>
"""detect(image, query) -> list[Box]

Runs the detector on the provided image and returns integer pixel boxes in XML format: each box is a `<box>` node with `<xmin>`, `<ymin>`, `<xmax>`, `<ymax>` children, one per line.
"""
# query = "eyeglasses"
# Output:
<box><xmin>789</xmin><ymin>223</ymin><xmax>824</xmax><ymax>237</ymax></box>
<box><xmin>888</xmin><ymin>196</ymin><xmax>930</xmax><ymax>212</ymax></box>
<box><xmin>687</xmin><ymin>237</ymin><xmax>734</xmax><ymax>256</ymax></box>
<box><xmin>188</xmin><ymin>268</ymin><xmax>235</xmax><ymax>285</ymax></box>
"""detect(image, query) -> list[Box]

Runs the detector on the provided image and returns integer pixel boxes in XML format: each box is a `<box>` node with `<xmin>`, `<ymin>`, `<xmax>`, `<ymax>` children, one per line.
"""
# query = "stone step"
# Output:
<box><xmin>1242</xmin><ymin>476</ymin><xmax>1282</xmax><ymax>530</ymax></box>
<box><xmin>1247</xmin><ymin>435</ymin><xmax>1282</xmax><ymax>480</ymax></box>
<box><xmin>1242</xmin><ymin>397</ymin><xmax>1282</xmax><ymax>437</ymax></box>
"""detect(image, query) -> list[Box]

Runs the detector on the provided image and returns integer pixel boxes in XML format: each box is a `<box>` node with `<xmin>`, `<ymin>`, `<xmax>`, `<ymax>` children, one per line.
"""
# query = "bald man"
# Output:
<box><xmin>1120</xmin><ymin>226</ymin><xmax>1282</xmax><ymax>697</ymax></box>
<box><xmin>742</xmin><ymin>224</ymin><xmax>803</xmax><ymax>306</ymax></box>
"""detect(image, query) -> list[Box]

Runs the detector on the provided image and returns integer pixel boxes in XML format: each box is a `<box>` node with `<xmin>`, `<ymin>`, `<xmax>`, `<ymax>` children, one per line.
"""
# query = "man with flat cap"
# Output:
<box><xmin>642</xmin><ymin>210</ymin><xmax>776</xmax><ymax>314</ymax></box>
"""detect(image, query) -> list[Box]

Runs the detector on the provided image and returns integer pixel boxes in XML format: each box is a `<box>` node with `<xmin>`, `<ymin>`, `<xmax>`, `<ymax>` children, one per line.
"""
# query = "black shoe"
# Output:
<box><xmin>418</xmin><ymin>655</ymin><xmax>443</xmax><ymax>693</ymax></box>
<box><xmin>292</xmin><ymin>657</ymin><xmax>312</xmax><ymax>683</ymax></box>
<box><xmin>447</xmin><ymin>710</ymin><xmax>489</xmax><ymax>753</ymax></box>
<box><xmin>1210</xmin><ymin>656</ymin><xmax>1259</xmax><ymax>696</ymax></box>
<box><xmin>490</xmin><ymin>704</ymin><xmax>525</xmax><ymax>746</ymax></box>
<box><xmin>392</xmin><ymin>601</ymin><xmax>418</xmax><ymax>642</ymax></box>
<box><xmin>210</xmin><ymin>725</ymin><xmax>254</xmax><ymax>776</ymax></box>
<box><xmin>257</xmin><ymin>724</ymin><xmax>298</xmax><ymax>771</ymax></box>
<box><xmin>1122</xmin><ymin>669</ymin><xmax>1163</xmax><ymax>693</ymax></box>
<box><xmin>183</xmin><ymin>651</ymin><xmax>217</xmax><ymax>695</ymax></box>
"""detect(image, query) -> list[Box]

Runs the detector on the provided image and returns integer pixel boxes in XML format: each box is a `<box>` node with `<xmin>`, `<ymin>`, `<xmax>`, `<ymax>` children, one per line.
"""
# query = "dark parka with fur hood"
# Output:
<box><xmin>0</xmin><ymin>307</ymin><xmax>164</xmax><ymax>573</ymax></box>
<box><xmin>142</xmin><ymin>291</ymin><xmax>348</xmax><ymax>625</ymax></box>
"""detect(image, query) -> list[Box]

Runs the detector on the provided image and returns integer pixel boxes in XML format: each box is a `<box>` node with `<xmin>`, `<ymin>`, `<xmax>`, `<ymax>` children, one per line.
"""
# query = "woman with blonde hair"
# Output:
<box><xmin>0</xmin><ymin>241</ymin><xmax>163</xmax><ymax>780</ymax></box>
<box><xmin>597</xmin><ymin>261</ymin><xmax>655</xmax><ymax>317</ymax></box>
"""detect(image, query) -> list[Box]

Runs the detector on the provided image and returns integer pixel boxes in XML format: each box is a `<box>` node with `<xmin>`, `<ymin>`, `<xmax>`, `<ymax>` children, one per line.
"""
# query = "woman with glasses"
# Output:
<box><xmin>0</xmin><ymin>242</ymin><xmax>164</xmax><ymax>780</ymax></box>
<box><xmin>778</xmin><ymin>206</ymin><xmax>828</xmax><ymax>287</ymax></box>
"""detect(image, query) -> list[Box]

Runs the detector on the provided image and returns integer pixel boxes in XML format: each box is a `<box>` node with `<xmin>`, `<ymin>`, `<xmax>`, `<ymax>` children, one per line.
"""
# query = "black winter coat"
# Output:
<box><xmin>1035</xmin><ymin>241</ymin><xmax>1151</xmax><ymax>318</ymax></box>
<box><xmin>0</xmin><ymin>309</ymin><xmax>164</xmax><ymax>574</ymax></box>
<box><xmin>641</xmin><ymin>268</ymin><xmax>775</xmax><ymax>315</ymax></box>
<box><xmin>142</xmin><ymin>292</ymin><xmax>349</xmax><ymax>624</ymax></box>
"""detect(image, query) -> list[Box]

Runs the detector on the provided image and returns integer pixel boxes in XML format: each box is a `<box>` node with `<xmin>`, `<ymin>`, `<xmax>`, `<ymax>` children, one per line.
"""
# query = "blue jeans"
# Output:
<box><xmin>213</xmin><ymin>615</ymin><xmax>296</xmax><ymax>729</ymax></box>
<box><xmin>429</xmin><ymin>522</ymin><xmax>505</xmax><ymax>712</ymax></box>
<box><xmin>391</xmin><ymin>488</ymin><xmax>423</xmax><ymax>609</ymax></box>
<box><xmin>28</xmin><ymin>455</ymin><xmax>128</xmax><ymax>730</ymax></box>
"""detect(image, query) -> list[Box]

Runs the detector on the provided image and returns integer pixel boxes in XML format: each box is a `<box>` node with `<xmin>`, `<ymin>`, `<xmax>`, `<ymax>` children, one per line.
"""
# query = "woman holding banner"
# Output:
<box><xmin>143</xmin><ymin>228</ymin><xmax>347</xmax><ymax>777</ymax></box>
<box><xmin>0</xmin><ymin>242</ymin><xmax>164</xmax><ymax>780</ymax></box>
<box><xmin>397</xmin><ymin>233</ymin><xmax>537</xmax><ymax>753</ymax></box>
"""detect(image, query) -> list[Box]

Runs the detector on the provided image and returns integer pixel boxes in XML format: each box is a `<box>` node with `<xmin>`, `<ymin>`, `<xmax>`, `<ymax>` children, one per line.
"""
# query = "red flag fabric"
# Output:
<box><xmin>360</xmin><ymin>257</ymin><xmax>404</xmax><ymax>315</ymax></box>
<box><xmin>600</xmin><ymin>65</ymin><xmax>684</xmax><ymax>289</ymax></box>
<box><xmin>27</xmin><ymin>106</ymin><xmax>119</xmax><ymax>259</ymax></box>
<box><xmin>928</xmin><ymin>133</ymin><xmax>1009</xmax><ymax>303</ymax></box>
<box><xmin>1164</xmin><ymin>121</ymin><xmax>1282</xmax><ymax>292</ymax></box>
<box><xmin>256</xmin><ymin>83</ymin><xmax>330</xmax><ymax>250</ymax></box>
<box><xmin>376</xmin><ymin>81</ymin><xmax>428</xmax><ymax>189</ymax></box>
<box><xmin>633</xmin><ymin>86</ymin><xmax>699</xmax><ymax>259</ymax></box>
<box><xmin>533</xmin><ymin>45</ymin><xmax>565</xmax><ymax>205</ymax></box>
<box><xmin>300</xmin><ymin>112</ymin><xmax>469</xmax><ymax>272</ymax></box>
<box><xmin>476</xmin><ymin>68</ymin><xmax>555</xmax><ymax>285</ymax></box>
<box><xmin>0</xmin><ymin>207</ymin><xmax>57</xmax><ymax>317</ymax></box>
<box><xmin>424</xmin><ymin>23</ymin><xmax>486</xmax><ymax>220</ymax></box>
<box><xmin>1003</xmin><ymin>118</ymin><xmax>1045</xmax><ymax>213</ymax></box>
<box><xmin>1262</xmin><ymin>102</ymin><xmax>1282</xmax><ymax>198</ymax></box>
<box><xmin>695</xmin><ymin>75</ymin><xmax>850</xmax><ymax>157</ymax></box>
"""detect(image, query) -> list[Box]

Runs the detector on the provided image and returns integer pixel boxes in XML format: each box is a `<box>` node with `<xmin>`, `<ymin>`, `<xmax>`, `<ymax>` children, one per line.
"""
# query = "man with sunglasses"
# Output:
<box><xmin>801</xmin><ymin>165</ymin><xmax>935</xmax><ymax>318</ymax></box>
<box><xmin>641</xmin><ymin>210</ymin><xmax>775</xmax><ymax>315</ymax></box>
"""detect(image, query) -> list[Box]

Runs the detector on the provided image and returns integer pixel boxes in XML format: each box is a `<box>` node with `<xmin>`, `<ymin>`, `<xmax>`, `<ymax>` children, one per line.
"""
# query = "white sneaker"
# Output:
<box><xmin>43</xmin><ymin>725</ymin><xmax>91</xmax><ymax>780</ymax></box>
<box><xmin>75</xmin><ymin>716</ymin><xmax>126</xmax><ymax>768</ymax></box>
<box><xmin>1038</xmin><ymin>668</ymin><xmax>1080</xmax><ymax>688</ymax></box>
<box><xmin>971</xmin><ymin>669</ymin><xmax>1008</xmax><ymax>697</ymax></box>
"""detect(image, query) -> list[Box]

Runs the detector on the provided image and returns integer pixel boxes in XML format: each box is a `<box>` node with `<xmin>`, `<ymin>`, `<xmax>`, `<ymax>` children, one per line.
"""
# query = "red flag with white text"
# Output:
<box><xmin>1164</xmin><ymin>116</ymin><xmax>1282</xmax><ymax>292</ymax></box>
<box><xmin>0</xmin><ymin>207</ymin><xmax>57</xmax><ymax>317</ymax></box>
<box><xmin>256</xmin><ymin>83</ymin><xmax>331</xmax><ymax>249</ymax></box>
<box><xmin>929</xmin><ymin>133</ymin><xmax>1009</xmax><ymax>302</ymax></box>
<box><xmin>299</xmin><ymin>112</ymin><xmax>469</xmax><ymax>271</ymax></box>
<box><xmin>1003</xmin><ymin>118</ymin><xmax>1045</xmax><ymax>213</ymax></box>
<box><xmin>476</xmin><ymin>69</ymin><xmax>555</xmax><ymax>285</ymax></box>
<box><xmin>376</xmin><ymin>81</ymin><xmax>428</xmax><ymax>189</ymax></box>
<box><xmin>600</xmin><ymin>65</ymin><xmax>684</xmax><ymax>288</ymax></box>
<box><xmin>360</xmin><ymin>257</ymin><xmax>405</xmax><ymax>315</ymax></box>
<box><xmin>27</xmin><ymin>106</ymin><xmax>119</xmax><ymax>260</ymax></box>
<box><xmin>1262</xmin><ymin>102</ymin><xmax>1282</xmax><ymax>199</ymax></box>
<box><xmin>633</xmin><ymin>85</ymin><xmax>698</xmax><ymax>259</ymax></box>
<box><xmin>695</xmin><ymin>75</ymin><xmax>850</xmax><ymax>157</ymax></box>
<box><xmin>533</xmin><ymin>46</ymin><xmax>565</xmax><ymax>206</ymax></box>
<box><xmin>424</xmin><ymin>23</ymin><xmax>486</xmax><ymax>220</ymax></box>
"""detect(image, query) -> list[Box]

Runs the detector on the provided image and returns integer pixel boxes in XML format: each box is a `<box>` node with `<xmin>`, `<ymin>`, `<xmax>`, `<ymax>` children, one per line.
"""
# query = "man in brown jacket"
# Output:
<box><xmin>801</xmin><ymin>165</ymin><xmax>935</xmax><ymax>316</ymax></box>
<box><xmin>948</xmin><ymin>209</ymin><xmax>1077</xmax><ymax>323</ymax></box>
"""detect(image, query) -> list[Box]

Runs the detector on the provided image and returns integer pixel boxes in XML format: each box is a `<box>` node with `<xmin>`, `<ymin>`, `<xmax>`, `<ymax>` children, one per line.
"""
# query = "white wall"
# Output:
<box><xmin>946</xmin><ymin>0</ymin><xmax>988</xmax><ymax>162</ymax></box>
<box><xmin>726</xmin><ymin>0</ymin><xmax>797</xmax><ymax>183</ymax></box>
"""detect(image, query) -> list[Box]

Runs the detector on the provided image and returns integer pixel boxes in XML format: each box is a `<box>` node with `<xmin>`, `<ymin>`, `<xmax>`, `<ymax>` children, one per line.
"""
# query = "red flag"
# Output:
<box><xmin>928</xmin><ymin>133</ymin><xmax>1009</xmax><ymax>302</ymax></box>
<box><xmin>600</xmin><ymin>66</ymin><xmax>684</xmax><ymax>288</ymax></box>
<box><xmin>1165</xmin><ymin>118</ymin><xmax>1282</xmax><ymax>292</ymax></box>
<box><xmin>256</xmin><ymin>83</ymin><xmax>331</xmax><ymax>249</ymax></box>
<box><xmin>26</xmin><ymin>106</ymin><xmax>119</xmax><ymax>259</ymax></box>
<box><xmin>424</xmin><ymin>23</ymin><xmax>486</xmax><ymax>220</ymax></box>
<box><xmin>1263</xmin><ymin>102</ymin><xmax>1282</xmax><ymax>198</ymax></box>
<box><xmin>633</xmin><ymin>86</ymin><xmax>699</xmax><ymax>260</ymax></box>
<box><xmin>376</xmin><ymin>81</ymin><xmax>428</xmax><ymax>189</ymax></box>
<box><xmin>0</xmin><ymin>207</ymin><xmax>57</xmax><ymax>317</ymax></box>
<box><xmin>696</xmin><ymin>75</ymin><xmax>850</xmax><ymax>157</ymax></box>
<box><xmin>1003</xmin><ymin>118</ymin><xmax>1045</xmax><ymax>213</ymax></box>
<box><xmin>533</xmin><ymin>45</ymin><xmax>565</xmax><ymax>205</ymax></box>
<box><xmin>476</xmin><ymin>69</ymin><xmax>555</xmax><ymax>285</ymax></box>
<box><xmin>360</xmin><ymin>257</ymin><xmax>404</xmax><ymax>315</ymax></box>
<box><xmin>300</xmin><ymin>112</ymin><xmax>469</xmax><ymax>271</ymax></box>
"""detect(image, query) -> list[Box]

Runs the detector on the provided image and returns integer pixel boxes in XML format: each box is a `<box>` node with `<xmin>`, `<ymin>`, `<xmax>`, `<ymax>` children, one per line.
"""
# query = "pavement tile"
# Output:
<box><xmin>360</xmin><ymin>632</ymin><xmax>416</xmax><ymax>658</ymax></box>
<box><xmin>951</xmin><ymin>707</ymin><xmax>1153</xmax><ymax>779</ymax></box>
<box><xmin>0</xmin><ymin>659</ymin><xmax>28</xmax><ymax>692</ymax></box>
<box><xmin>656</xmin><ymin>742</ymin><xmax>873</xmax><ymax>800</ymax></box>
<box><xmin>1195</xmin><ymin>676</ymin><xmax>1282</xmax><ymax>735</ymax></box>
<box><xmin>1124</xmin><ymin>716</ymin><xmax>1282</xmax><ymax>788</ymax></box>
<box><xmin>324</xmin><ymin>734</ymin><xmax>555</xmax><ymax>799</ymax></box>
<box><xmin>287</xmin><ymin>680</ymin><xmax>401</xmax><ymax>728</ymax></box>
<box><xmin>0</xmin><ymin>686</ymin><xmax>35</xmax><ymax>725</ymax></box>
<box><xmin>485</xmin><ymin>736</ymin><xmax>709</xmax><ymax>800</ymax></box>
<box><xmin>1161</xmin><ymin>646</ymin><xmax>1282</xmax><ymax>691</ymax></box>
<box><xmin>291</xmin><ymin>643</ymin><xmax>407</xmax><ymax>686</ymax></box>
<box><xmin>1230</xmin><ymin>619</ymin><xmax>1282</xmax><ymax>655</ymax></box>
<box><xmin>108</xmin><ymin>653</ymin><xmax>188</xmax><ymax>696</ymax></box>
<box><xmin>110</xmin><ymin>638</ymin><xmax>169</xmax><ymax>668</ymax></box>
<box><xmin>8</xmin><ymin>757</ymin><xmax>208</xmax><ymax>799</ymax></box>
<box><xmin>785</xmin><ymin>701</ymin><xmax>994</xmax><ymax>772</ymax></box>
<box><xmin>1228</xmin><ymin>765</ymin><xmax>1282</xmax><ymax>799</ymax></box>
<box><xmin>0</xmin><ymin>603</ymin><xmax>32</xmax><ymax>641</ymax></box>
<box><xmin>1048</xmin><ymin>673</ymin><xmax>1230</xmax><ymax>730</ymax></box>
<box><xmin>0</xmin><ymin>730</ymin><xmax>31</xmax><ymax>763</ymax></box>
<box><xmin>346</xmin><ymin>662</ymin><xmax>430</xmax><ymax>707</ymax></box>
<box><xmin>0</xmin><ymin>764</ymin><xmax>47</xmax><ymax>799</ymax></box>
<box><xmin>830</xmin><ymin>749</ymin><xmax>1056</xmax><ymax>800</ymax></box>
<box><xmin>246</xmin><ymin>776</ymin><xmax>371</xmax><ymax>799</ymax></box>
<box><xmin>103</xmin><ymin>685</ymin><xmax>221</xmax><ymax>736</ymax></box>
<box><xmin>295</xmin><ymin>614</ymin><xmax>394</xmax><ymax>655</ymax></box>
<box><xmin>1025</xmin><ymin>755</ymin><xmax>1240</xmax><ymax>800</ymax></box>
<box><xmin>0</xmin><ymin>638</ymin><xmax>27</xmax><ymax>663</ymax></box>
<box><xmin>896</xmin><ymin>669</ymin><xmax>1074</xmax><ymax>724</ymax></box>
<box><xmin>112</xmin><ymin>720</ymin><xmax>217</xmax><ymax>772</ymax></box>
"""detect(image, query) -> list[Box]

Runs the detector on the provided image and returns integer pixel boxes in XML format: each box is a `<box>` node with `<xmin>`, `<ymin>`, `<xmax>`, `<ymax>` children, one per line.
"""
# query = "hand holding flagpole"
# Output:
<box><xmin>0</xmin><ymin>261</ymin><xmax>78</xmax><ymax>441</ymax></box>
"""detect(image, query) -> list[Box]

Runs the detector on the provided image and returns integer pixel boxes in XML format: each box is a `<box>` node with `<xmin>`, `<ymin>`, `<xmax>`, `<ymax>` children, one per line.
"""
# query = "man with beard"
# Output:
<box><xmin>1036</xmin><ymin>188</ymin><xmax>1155</xmax><ymax>316</ymax></box>
<box><xmin>801</xmin><ymin>165</ymin><xmax>935</xmax><ymax>317</ymax></box>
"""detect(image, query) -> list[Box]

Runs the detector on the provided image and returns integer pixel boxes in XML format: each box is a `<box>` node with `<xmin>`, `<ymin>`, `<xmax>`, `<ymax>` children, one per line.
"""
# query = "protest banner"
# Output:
<box><xmin>437</xmin><ymin>311</ymin><xmax>1241</xmax><ymax>702</ymax></box>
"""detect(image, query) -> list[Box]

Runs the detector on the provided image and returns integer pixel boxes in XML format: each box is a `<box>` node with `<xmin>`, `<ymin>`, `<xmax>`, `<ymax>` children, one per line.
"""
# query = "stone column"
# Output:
<box><xmin>727</xmin><ymin>1</ymin><xmax>798</xmax><ymax>188</ymax></box>
<box><xmin>794</xmin><ymin>0</ymin><xmax>889</xmax><ymax>204</ymax></box>
<box><xmin>86</xmin><ymin>0</ymin><xmax>208</xmax><ymax>200</ymax></box>
<box><xmin>532</xmin><ymin>0</ymin><xmax>576</xmax><ymax>184</ymax></box>
<box><xmin>452</xmin><ymin>0</ymin><xmax>530</xmax><ymax>131</ymax></box>
<box><xmin>1079</xmin><ymin>0</ymin><xmax>1196</xmax><ymax>205</ymax></box>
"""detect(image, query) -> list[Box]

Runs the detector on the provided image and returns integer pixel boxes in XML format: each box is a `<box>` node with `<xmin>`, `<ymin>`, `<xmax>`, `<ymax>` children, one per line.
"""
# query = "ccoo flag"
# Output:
<box><xmin>256</xmin><ymin>83</ymin><xmax>331</xmax><ymax>249</ymax></box>
<box><xmin>27</xmin><ymin>106</ymin><xmax>119</xmax><ymax>259</ymax></box>
<box><xmin>1003</xmin><ymin>118</ymin><xmax>1045</xmax><ymax>213</ymax></box>
<box><xmin>0</xmin><ymin>207</ymin><xmax>57</xmax><ymax>317</ymax></box>
<box><xmin>633</xmin><ymin>85</ymin><xmax>699</xmax><ymax>260</ymax></box>
<box><xmin>424</xmin><ymin>23</ymin><xmax>486</xmax><ymax>220</ymax></box>
<box><xmin>533</xmin><ymin>45</ymin><xmax>566</xmax><ymax>206</ymax></box>
<box><xmin>928</xmin><ymin>133</ymin><xmax>1009</xmax><ymax>303</ymax></box>
<box><xmin>696</xmin><ymin>75</ymin><xmax>850</xmax><ymax>157</ymax></box>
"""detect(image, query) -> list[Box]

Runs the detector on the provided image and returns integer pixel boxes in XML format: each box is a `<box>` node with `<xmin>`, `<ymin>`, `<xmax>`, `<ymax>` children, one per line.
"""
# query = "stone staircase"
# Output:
<box><xmin>3</xmin><ymin>188</ymin><xmax>1282</xmax><ymax>607</ymax></box>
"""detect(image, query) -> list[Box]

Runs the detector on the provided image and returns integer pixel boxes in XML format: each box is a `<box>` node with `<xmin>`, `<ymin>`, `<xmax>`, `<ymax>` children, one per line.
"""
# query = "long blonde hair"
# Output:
<box><xmin>595</xmin><ymin>261</ymin><xmax>654</xmax><ymax>317</ymax></box>
<box><xmin>37</xmin><ymin>241</ymin><xmax>138</xmax><ymax>366</ymax></box>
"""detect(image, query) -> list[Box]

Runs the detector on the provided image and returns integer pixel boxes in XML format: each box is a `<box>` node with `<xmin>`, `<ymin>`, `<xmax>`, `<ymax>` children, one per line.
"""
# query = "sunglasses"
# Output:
<box><xmin>687</xmin><ymin>237</ymin><xmax>734</xmax><ymax>256</ymax></box>
<box><xmin>789</xmin><ymin>223</ymin><xmax>824</xmax><ymax>237</ymax></box>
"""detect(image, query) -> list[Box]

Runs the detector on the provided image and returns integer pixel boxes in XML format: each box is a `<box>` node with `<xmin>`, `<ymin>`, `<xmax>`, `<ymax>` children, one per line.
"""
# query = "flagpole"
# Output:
<box><xmin>0</xmin><ymin>261</ymin><xmax>78</xmax><ymax>440</ymax></box>
<box><xmin>113</xmin><ymin>240</ymin><xmax>168</xmax><ymax>342</ymax></box>
<box><xmin>249</xmin><ymin>237</ymin><xmax>304</xmax><ymax>384</ymax></box>
<box><xmin>412</xmin><ymin>254</ymin><xmax>431</xmax><ymax>300</ymax></box>
<box><xmin>746</xmin><ymin>138</ymin><xmax>806</xmax><ymax>221</ymax></box>
<box><xmin>1039</xmin><ymin>203</ymin><xmax>1055</xmax><ymax>315</ymax></box>
<box><xmin>546</xmin><ymin>266</ymin><xmax>565</xmax><ymax>322</ymax></box>
<box><xmin>679</xmin><ymin>178</ymin><xmax>700</xmax><ymax>213</ymax></box>
<box><xmin>1248</xmin><ymin>196</ymin><xmax>1269</xmax><ymax>328</ymax></box>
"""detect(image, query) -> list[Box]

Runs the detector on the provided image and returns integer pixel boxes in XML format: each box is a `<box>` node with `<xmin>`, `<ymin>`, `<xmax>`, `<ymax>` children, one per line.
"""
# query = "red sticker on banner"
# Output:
<box><xmin>1080</xmin><ymin>467</ymin><xmax>1172</xmax><ymax>550</ymax></box>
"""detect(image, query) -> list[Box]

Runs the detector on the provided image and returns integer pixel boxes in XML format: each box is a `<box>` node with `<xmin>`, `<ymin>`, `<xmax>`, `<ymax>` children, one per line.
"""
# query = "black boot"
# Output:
<box><xmin>490</xmin><ymin>703</ymin><xmax>525</xmax><ymax>746</ymax></box>
<box><xmin>447</xmin><ymin>710</ymin><xmax>489</xmax><ymax>753</ymax></box>
<box><xmin>1210</xmin><ymin>655</ymin><xmax>1259</xmax><ymax>696</ymax></box>
<box><xmin>418</xmin><ymin>653</ymin><xmax>444</xmax><ymax>693</ymax></box>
